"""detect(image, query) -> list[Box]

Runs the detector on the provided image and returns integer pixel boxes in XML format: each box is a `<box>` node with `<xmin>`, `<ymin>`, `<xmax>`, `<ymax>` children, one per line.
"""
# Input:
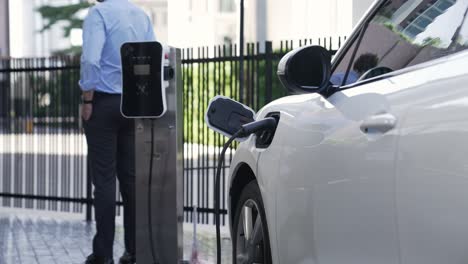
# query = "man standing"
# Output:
<box><xmin>79</xmin><ymin>0</ymin><xmax>156</xmax><ymax>263</ymax></box>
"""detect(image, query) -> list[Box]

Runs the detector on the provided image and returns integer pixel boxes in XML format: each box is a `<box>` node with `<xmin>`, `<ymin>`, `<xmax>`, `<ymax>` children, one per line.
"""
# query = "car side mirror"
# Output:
<box><xmin>277</xmin><ymin>45</ymin><xmax>331</xmax><ymax>94</ymax></box>
<box><xmin>205</xmin><ymin>96</ymin><xmax>256</xmax><ymax>141</ymax></box>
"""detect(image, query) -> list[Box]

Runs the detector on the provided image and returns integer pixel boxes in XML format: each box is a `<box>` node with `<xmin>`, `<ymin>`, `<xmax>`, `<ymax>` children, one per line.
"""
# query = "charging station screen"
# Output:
<box><xmin>121</xmin><ymin>42</ymin><xmax>165</xmax><ymax>118</ymax></box>
<box><xmin>134</xmin><ymin>64</ymin><xmax>150</xmax><ymax>75</ymax></box>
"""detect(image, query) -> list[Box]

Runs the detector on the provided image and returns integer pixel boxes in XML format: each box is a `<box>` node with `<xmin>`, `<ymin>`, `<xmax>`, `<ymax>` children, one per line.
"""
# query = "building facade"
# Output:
<box><xmin>6</xmin><ymin>0</ymin><xmax>377</xmax><ymax>56</ymax></box>
<box><xmin>390</xmin><ymin>0</ymin><xmax>456</xmax><ymax>39</ymax></box>
<box><xmin>7</xmin><ymin>0</ymin><xmax>168</xmax><ymax>57</ymax></box>
<box><xmin>9</xmin><ymin>0</ymin><xmax>84</xmax><ymax>57</ymax></box>
<box><xmin>166</xmin><ymin>0</ymin><xmax>376</xmax><ymax>49</ymax></box>
<box><xmin>259</xmin><ymin>0</ymin><xmax>375</xmax><ymax>44</ymax></box>
<box><xmin>134</xmin><ymin>0</ymin><xmax>169</xmax><ymax>43</ymax></box>
<box><xmin>167</xmin><ymin>0</ymin><xmax>238</xmax><ymax>48</ymax></box>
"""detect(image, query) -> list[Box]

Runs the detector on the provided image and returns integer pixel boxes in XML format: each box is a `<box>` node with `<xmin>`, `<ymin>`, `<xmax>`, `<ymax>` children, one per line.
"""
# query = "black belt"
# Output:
<box><xmin>94</xmin><ymin>91</ymin><xmax>121</xmax><ymax>98</ymax></box>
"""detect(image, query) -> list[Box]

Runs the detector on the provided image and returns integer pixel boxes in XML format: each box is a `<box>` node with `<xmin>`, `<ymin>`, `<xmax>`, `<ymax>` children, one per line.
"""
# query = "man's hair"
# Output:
<box><xmin>353</xmin><ymin>53</ymin><xmax>379</xmax><ymax>74</ymax></box>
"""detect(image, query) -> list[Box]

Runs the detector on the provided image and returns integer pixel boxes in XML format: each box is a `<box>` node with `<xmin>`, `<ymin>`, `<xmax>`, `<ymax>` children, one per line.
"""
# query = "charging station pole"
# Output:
<box><xmin>134</xmin><ymin>47</ymin><xmax>184</xmax><ymax>263</ymax></box>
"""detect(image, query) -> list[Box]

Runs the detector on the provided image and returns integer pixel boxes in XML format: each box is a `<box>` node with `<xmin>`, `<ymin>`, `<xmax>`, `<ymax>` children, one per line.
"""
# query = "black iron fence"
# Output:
<box><xmin>0</xmin><ymin>38</ymin><xmax>343</xmax><ymax>224</ymax></box>
<box><xmin>0</xmin><ymin>57</ymin><xmax>96</xmax><ymax>218</ymax></box>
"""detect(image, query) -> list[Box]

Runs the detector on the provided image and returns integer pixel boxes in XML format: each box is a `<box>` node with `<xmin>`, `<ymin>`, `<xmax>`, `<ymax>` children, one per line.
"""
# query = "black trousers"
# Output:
<box><xmin>84</xmin><ymin>92</ymin><xmax>135</xmax><ymax>258</ymax></box>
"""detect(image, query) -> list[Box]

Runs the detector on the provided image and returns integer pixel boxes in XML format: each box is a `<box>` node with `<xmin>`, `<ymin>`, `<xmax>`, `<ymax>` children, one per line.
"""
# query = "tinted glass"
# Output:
<box><xmin>332</xmin><ymin>0</ymin><xmax>468</xmax><ymax>86</ymax></box>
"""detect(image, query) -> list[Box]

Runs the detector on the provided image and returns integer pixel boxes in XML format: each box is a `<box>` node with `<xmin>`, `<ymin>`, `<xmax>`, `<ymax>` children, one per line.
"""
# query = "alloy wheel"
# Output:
<box><xmin>235</xmin><ymin>199</ymin><xmax>267</xmax><ymax>264</ymax></box>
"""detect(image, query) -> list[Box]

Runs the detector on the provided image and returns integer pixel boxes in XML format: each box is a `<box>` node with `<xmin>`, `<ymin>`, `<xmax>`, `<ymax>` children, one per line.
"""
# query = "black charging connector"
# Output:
<box><xmin>214</xmin><ymin>117</ymin><xmax>278</xmax><ymax>264</ymax></box>
<box><xmin>239</xmin><ymin>117</ymin><xmax>277</xmax><ymax>137</ymax></box>
<box><xmin>164</xmin><ymin>66</ymin><xmax>174</xmax><ymax>81</ymax></box>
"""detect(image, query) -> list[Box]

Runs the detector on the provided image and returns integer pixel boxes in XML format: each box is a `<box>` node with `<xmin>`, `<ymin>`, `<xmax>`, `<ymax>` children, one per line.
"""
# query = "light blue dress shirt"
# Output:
<box><xmin>79</xmin><ymin>0</ymin><xmax>156</xmax><ymax>94</ymax></box>
<box><xmin>330</xmin><ymin>71</ymin><xmax>360</xmax><ymax>86</ymax></box>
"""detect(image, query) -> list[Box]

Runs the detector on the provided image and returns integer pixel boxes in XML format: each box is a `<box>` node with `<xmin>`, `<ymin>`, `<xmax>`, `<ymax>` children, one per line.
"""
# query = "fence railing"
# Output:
<box><xmin>0</xmin><ymin>38</ymin><xmax>343</xmax><ymax>224</ymax></box>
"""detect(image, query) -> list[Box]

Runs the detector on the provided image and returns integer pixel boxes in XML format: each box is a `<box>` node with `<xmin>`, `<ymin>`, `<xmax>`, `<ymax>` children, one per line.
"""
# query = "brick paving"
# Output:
<box><xmin>0</xmin><ymin>209</ymin><xmax>232</xmax><ymax>264</ymax></box>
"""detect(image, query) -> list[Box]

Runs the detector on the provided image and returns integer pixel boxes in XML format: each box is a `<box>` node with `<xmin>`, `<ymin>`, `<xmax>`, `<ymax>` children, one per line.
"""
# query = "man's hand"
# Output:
<box><xmin>81</xmin><ymin>90</ymin><xmax>94</xmax><ymax>121</ymax></box>
<box><xmin>81</xmin><ymin>103</ymin><xmax>93</xmax><ymax>121</ymax></box>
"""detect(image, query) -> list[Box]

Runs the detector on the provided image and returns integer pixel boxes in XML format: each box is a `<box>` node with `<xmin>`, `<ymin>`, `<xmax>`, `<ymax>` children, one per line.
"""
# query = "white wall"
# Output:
<box><xmin>133</xmin><ymin>0</ymin><xmax>169</xmax><ymax>43</ymax></box>
<box><xmin>167</xmin><ymin>0</ymin><xmax>237</xmax><ymax>49</ymax></box>
<box><xmin>166</xmin><ymin>0</ymin><xmax>374</xmax><ymax>49</ymax></box>
<box><xmin>168</xmin><ymin>0</ymin><xmax>215</xmax><ymax>48</ymax></box>
<box><xmin>8</xmin><ymin>0</ymin><xmax>167</xmax><ymax>57</ymax></box>
<box><xmin>352</xmin><ymin>0</ymin><xmax>377</xmax><ymax>26</ymax></box>
<box><xmin>8</xmin><ymin>0</ymin><xmax>376</xmax><ymax>56</ymax></box>
<box><xmin>9</xmin><ymin>0</ymin><xmax>79</xmax><ymax>58</ymax></box>
<box><xmin>9</xmin><ymin>0</ymin><xmax>36</xmax><ymax>57</ymax></box>
<box><xmin>264</xmin><ymin>0</ymin><xmax>375</xmax><ymax>44</ymax></box>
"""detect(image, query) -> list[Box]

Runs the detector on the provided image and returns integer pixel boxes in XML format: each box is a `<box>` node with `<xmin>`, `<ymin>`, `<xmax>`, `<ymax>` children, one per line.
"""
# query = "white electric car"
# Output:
<box><xmin>227</xmin><ymin>0</ymin><xmax>468</xmax><ymax>263</ymax></box>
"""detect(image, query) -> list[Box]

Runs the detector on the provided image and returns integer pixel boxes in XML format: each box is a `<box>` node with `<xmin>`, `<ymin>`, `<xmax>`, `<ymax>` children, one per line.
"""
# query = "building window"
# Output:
<box><xmin>402</xmin><ymin>0</ymin><xmax>455</xmax><ymax>39</ymax></box>
<box><xmin>220</xmin><ymin>0</ymin><xmax>235</xmax><ymax>13</ymax></box>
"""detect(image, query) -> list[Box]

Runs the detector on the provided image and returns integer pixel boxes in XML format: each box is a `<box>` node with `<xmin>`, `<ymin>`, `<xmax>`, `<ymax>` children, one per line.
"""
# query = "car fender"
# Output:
<box><xmin>228</xmin><ymin>93</ymin><xmax>326</xmax><ymax>263</ymax></box>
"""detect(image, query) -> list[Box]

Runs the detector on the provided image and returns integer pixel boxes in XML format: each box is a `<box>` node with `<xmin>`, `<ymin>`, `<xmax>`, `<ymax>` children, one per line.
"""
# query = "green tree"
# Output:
<box><xmin>37</xmin><ymin>2</ymin><xmax>93</xmax><ymax>55</ymax></box>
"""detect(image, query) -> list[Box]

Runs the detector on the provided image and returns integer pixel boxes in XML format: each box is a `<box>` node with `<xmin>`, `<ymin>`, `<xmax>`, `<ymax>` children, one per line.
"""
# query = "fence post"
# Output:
<box><xmin>86</xmin><ymin>155</ymin><xmax>92</xmax><ymax>222</ymax></box>
<box><xmin>265</xmin><ymin>41</ymin><xmax>273</xmax><ymax>104</ymax></box>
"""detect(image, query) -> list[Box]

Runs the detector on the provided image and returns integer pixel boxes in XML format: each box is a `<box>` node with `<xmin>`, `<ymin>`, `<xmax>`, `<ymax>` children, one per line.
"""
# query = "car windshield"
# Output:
<box><xmin>332</xmin><ymin>0</ymin><xmax>468</xmax><ymax>87</ymax></box>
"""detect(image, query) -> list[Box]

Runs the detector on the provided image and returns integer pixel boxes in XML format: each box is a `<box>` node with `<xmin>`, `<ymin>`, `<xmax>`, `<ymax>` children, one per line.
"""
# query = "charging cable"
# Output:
<box><xmin>214</xmin><ymin>117</ymin><xmax>277</xmax><ymax>264</ymax></box>
<box><xmin>148</xmin><ymin>120</ymin><xmax>160</xmax><ymax>264</ymax></box>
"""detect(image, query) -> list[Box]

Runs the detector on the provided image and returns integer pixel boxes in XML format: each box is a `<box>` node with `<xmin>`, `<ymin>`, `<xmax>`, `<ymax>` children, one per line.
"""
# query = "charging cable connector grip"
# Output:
<box><xmin>240</xmin><ymin>117</ymin><xmax>277</xmax><ymax>137</ymax></box>
<box><xmin>164</xmin><ymin>66</ymin><xmax>174</xmax><ymax>81</ymax></box>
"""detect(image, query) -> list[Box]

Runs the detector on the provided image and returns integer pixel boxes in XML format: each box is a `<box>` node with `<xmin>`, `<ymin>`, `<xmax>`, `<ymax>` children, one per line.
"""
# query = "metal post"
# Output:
<box><xmin>135</xmin><ymin>47</ymin><xmax>184</xmax><ymax>264</ymax></box>
<box><xmin>0</xmin><ymin>0</ymin><xmax>10</xmax><ymax>57</ymax></box>
<box><xmin>265</xmin><ymin>41</ymin><xmax>273</xmax><ymax>103</ymax></box>
<box><xmin>239</xmin><ymin>0</ymin><xmax>245</xmax><ymax>103</ymax></box>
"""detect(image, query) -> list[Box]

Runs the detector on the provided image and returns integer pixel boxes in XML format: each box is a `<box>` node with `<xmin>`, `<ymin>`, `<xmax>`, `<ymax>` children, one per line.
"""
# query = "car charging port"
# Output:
<box><xmin>256</xmin><ymin>113</ymin><xmax>280</xmax><ymax>148</ymax></box>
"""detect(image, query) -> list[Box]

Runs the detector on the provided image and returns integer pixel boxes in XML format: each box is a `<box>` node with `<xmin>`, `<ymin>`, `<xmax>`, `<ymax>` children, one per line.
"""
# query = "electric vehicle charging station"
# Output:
<box><xmin>120</xmin><ymin>42</ymin><xmax>184</xmax><ymax>264</ymax></box>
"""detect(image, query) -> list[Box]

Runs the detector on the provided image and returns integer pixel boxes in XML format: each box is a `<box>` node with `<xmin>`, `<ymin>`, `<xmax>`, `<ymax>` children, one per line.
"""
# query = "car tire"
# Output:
<box><xmin>232</xmin><ymin>181</ymin><xmax>273</xmax><ymax>264</ymax></box>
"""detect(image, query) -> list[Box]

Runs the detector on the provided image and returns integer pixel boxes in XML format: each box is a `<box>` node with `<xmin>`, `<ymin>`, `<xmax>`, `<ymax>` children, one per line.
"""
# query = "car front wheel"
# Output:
<box><xmin>232</xmin><ymin>181</ymin><xmax>273</xmax><ymax>264</ymax></box>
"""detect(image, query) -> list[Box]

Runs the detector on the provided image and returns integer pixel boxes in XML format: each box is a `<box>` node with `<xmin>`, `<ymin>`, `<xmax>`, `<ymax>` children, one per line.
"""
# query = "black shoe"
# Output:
<box><xmin>118</xmin><ymin>251</ymin><xmax>136</xmax><ymax>264</ymax></box>
<box><xmin>85</xmin><ymin>254</ymin><xmax>114</xmax><ymax>264</ymax></box>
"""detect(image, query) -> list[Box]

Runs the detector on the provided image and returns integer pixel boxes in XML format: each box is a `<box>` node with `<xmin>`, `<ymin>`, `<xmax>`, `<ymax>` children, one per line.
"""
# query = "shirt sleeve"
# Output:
<box><xmin>79</xmin><ymin>8</ymin><xmax>106</xmax><ymax>91</ymax></box>
<box><xmin>329</xmin><ymin>73</ymin><xmax>344</xmax><ymax>86</ymax></box>
<box><xmin>146</xmin><ymin>16</ymin><xmax>157</xmax><ymax>41</ymax></box>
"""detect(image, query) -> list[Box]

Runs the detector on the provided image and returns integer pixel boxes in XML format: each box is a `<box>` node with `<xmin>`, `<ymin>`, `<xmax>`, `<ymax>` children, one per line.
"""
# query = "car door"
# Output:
<box><xmin>395</xmin><ymin>51</ymin><xmax>468</xmax><ymax>264</ymax></box>
<box><xmin>275</xmin><ymin>77</ymin><xmax>405</xmax><ymax>264</ymax></box>
<box><xmin>396</xmin><ymin>55</ymin><xmax>468</xmax><ymax>264</ymax></box>
<box><xmin>389</xmin><ymin>1</ymin><xmax>468</xmax><ymax>263</ymax></box>
<box><xmin>275</xmin><ymin>0</ymin><xmax>468</xmax><ymax>263</ymax></box>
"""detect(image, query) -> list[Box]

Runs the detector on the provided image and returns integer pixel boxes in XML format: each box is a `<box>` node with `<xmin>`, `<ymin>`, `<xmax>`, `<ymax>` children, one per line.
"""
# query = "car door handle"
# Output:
<box><xmin>360</xmin><ymin>113</ymin><xmax>397</xmax><ymax>134</ymax></box>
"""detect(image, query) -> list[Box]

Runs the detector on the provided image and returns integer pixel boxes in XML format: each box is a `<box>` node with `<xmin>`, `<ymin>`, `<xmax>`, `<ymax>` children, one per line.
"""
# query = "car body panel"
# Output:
<box><xmin>273</xmin><ymin>78</ymin><xmax>408</xmax><ymax>264</ymax></box>
<box><xmin>395</xmin><ymin>51</ymin><xmax>468</xmax><ymax>264</ymax></box>
<box><xmin>228</xmin><ymin>131</ymin><xmax>283</xmax><ymax>264</ymax></box>
<box><xmin>229</xmin><ymin>94</ymin><xmax>319</xmax><ymax>264</ymax></box>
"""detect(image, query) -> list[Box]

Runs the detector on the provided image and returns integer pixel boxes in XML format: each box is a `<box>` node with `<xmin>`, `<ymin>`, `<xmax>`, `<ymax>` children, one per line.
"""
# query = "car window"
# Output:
<box><xmin>331</xmin><ymin>0</ymin><xmax>468</xmax><ymax>86</ymax></box>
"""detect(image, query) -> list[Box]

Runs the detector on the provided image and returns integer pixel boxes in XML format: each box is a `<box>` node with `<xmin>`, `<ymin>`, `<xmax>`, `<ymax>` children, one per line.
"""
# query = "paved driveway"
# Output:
<box><xmin>0</xmin><ymin>208</ymin><xmax>232</xmax><ymax>264</ymax></box>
